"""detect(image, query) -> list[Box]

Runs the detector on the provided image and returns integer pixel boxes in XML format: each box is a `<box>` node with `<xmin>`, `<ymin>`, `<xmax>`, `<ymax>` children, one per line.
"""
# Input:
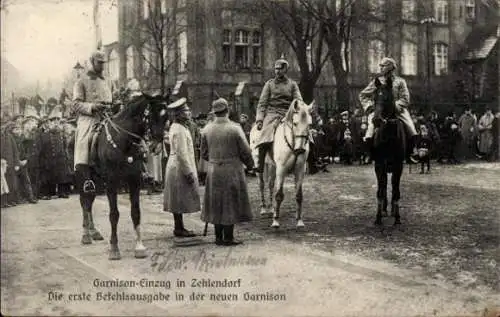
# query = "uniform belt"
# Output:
<box><xmin>209</xmin><ymin>158</ymin><xmax>240</xmax><ymax>165</ymax></box>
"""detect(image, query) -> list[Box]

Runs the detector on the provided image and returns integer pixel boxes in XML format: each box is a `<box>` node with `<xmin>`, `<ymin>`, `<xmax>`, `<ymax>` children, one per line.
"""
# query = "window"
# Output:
<box><xmin>178</xmin><ymin>31</ymin><xmax>187</xmax><ymax>72</ymax></box>
<box><xmin>108</xmin><ymin>49</ymin><xmax>120</xmax><ymax>81</ymax></box>
<box><xmin>434</xmin><ymin>0</ymin><xmax>448</xmax><ymax>24</ymax></box>
<box><xmin>126</xmin><ymin>46</ymin><xmax>136</xmax><ymax>79</ymax></box>
<box><xmin>222</xmin><ymin>30</ymin><xmax>231</xmax><ymax>68</ymax></box>
<box><xmin>401</xmin><ymin>41</ymin><xmax>418</xmax><ymax>75</ymax></box>
<box><xmin>234</xmin><ymin>30</ymin><xmax>249</xmax><ymax>69</ymax></box>
<box><xmin>433</xmin><ymin>43</ymin><xmax>448</xmax><ymax>75</ymax></box>
<box><xmin>368</xmin><ymin>39</ymin><xmax>385</xmax><ymax>74</ymax></box>
<box><xmin>402</xmin><ymin>0</ymin><xmax>417</xmax><ymax>21</ymax></box>
<box><xmin>465</xmin><ymin>0</ymin><xmax>475</xmax><ymax>20</ymax></box>
<box><xmin>368</xmin><ymin>0</ymin><xmax>386</xmax><ymax>18</ymax></box>
<box><xmin>221</xmin><ymin>28</ymin><xmax>261</xmax><ymax>70</ymax></box>
<box><xmin>252</xmin><ymin>31</ymin><xmax>261</xmax><ymax>68</ymax></box>
<box><xmin>306</xmin><ymin>41</ymin><xmax>312</xmax><ymax>72</ymax></box>
<box><xmin>143</xmin><ymin>0</ymin><xmax>150</xmax><ymax>19</ymax></box>
<box><xmin>161</xmin><ymin>0</ymin><xmax>167</xmax><ymax>14</ymax></box>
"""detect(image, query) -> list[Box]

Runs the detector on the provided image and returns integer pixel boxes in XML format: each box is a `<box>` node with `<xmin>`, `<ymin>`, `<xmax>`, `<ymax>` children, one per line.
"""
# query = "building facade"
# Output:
<box><xmin>110</xmin><ymin>0</ymin><xmax>498</xmax><ymax>117</ymax></box>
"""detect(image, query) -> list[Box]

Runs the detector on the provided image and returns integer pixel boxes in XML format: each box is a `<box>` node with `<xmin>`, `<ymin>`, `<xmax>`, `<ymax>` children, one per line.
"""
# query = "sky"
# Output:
<box><xmin>1</xmin><ymin>0</ymin><xmax>118</xmax><ymax>85</ymax></box>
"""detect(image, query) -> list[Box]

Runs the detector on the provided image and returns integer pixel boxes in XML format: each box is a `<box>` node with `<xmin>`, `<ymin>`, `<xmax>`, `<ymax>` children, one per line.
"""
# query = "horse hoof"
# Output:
<box><xmin>271</xmin><ymin>220</ymin><xmax>280</xmax><ymax>228</ymax></box>
<box><xmin>134</xmin><ymin>248</ymin><xmax>147</xmax><ymax>259</ymax></box>
<box><xmin>109</xmin><ymin>246</ymin><xmax>121</xmax><ymax>260</ymax></box>
<box><xmin>91</xmin><ymin>230</ymin><xmax>104</xmax><ymax>241</ymax></box>
<box><xmin>296</xmin><ymin>220</ymin><xmax>305</xmax><ymax>228</ymax></box>
<box><xmin>81</xmin><ymin>234</ymin><xmax>92</xmax><ymax>245</ymax></box>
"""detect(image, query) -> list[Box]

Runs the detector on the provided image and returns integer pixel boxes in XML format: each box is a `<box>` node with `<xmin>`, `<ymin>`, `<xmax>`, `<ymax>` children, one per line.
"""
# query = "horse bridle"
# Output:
<box><xmin>282</xmin><ymin>115</ymin><xmax>310</xmax><ymax>167</ymax></box>
<box><xmin>99</xmin><ymin>103</ymin><xmax>152</xmax><ymax>155</ymax></box>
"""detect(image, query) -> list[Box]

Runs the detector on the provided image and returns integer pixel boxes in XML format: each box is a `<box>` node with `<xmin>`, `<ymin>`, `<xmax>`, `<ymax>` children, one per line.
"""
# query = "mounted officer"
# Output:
<box><xmin>359</xmin><ymin>57</ymin><xmax>418</xmax><ymax>163</ymax></box>
<box><xmin>71</xmin><ymin>50</ymin><xmax>112</xmax><ymax>244</ymax></box>
<box><xmin>255</xmin><ymin>56</ymin><xmax>321</xmax><ymax>174</ymax></box>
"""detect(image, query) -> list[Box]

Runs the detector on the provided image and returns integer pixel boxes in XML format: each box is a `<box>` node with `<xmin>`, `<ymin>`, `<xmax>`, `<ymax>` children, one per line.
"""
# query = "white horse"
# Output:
<box><xmin>251</xmin><ymin>99</ymin><xmax>314</xmax><ymax>228</ymax></box>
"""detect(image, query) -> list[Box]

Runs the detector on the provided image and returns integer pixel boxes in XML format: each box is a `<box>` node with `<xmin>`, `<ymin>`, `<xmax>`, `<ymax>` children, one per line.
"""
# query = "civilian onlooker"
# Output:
<box><xmin>458</xmin><ymin>107</ymin><xmax>477</xmax><ymax>160</ymax></box>
<box><xmin>477</xmin><ymin>107</ymin><xmax>495</xmax><ymax>159</ymax></box>
<box><xmin>0</xmin><ymin>121</ymin><xmax>20</xmax><ymax>207</ymax></box>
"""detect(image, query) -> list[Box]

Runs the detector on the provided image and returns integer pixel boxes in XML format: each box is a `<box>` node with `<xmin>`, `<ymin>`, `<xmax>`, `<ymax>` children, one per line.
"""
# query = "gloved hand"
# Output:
<box><xmin>93</xmin><ymin>103</ymin><xmax>109</xmax><ymax>113</ymax></box>
<box><xmin>256</xmin><ymin>121</ymin><xmax>263</xmax><ymax>130</ymax></box>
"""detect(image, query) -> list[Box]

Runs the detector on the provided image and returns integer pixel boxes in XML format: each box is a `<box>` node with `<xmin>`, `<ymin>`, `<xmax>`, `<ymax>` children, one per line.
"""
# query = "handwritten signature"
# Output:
<box><xmin>150</xmin><ymin>248</ymin><xmax>267</xmax><ymax>273</ymax></box>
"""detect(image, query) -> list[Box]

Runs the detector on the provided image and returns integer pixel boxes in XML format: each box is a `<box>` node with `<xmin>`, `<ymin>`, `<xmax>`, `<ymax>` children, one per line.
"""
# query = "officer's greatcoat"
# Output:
<box><xmin>200</xmin><ymin>117</ymin><xmax>254</xmax><ymax>225</ymax></box>
<box><xmin>71</xmin><ymin>70</ymin><xmax>112</xmax><ymax>168</ymax></box>
<box><xmin>255</xmin><ymin>76</ymin><xmax>303</xmax><ymax>146</ymax></box>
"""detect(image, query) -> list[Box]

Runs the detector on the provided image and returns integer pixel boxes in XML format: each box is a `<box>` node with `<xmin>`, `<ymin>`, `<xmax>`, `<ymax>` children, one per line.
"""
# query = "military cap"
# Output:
<box><xmin>274</xmin><ymin>55</ymin><xmax>289</xmax><ymax>69</ymax></box>
<box><xmin>167</xmin><ymin>97</ymin><xmax>188</xmax><ymax>111</ymax></box>
<box><xmin>211</xmin><ymin>98</ymin><xmax>229</xmax><ymax>113</ymax></box>
<box><xmin>90</xmin><ymin>50</ymin><xmax>107</xmax><ymax>63</ymax></box>
<box><xmin>340</xmin><ymin>110</ymin><xmax>349</xmax><ymax>116</ymax></box>
<box><xmin>379</xmin><ymin>57</ymin><xmax>397</xmax><ymax>70</ymax></box>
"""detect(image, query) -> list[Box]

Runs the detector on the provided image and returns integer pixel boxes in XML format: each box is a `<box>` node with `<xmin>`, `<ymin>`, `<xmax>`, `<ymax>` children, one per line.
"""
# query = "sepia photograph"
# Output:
<box><xmin>1</xmin><ymin>0</ymin><xmax>499</xmax><ymax>316</ymax></box>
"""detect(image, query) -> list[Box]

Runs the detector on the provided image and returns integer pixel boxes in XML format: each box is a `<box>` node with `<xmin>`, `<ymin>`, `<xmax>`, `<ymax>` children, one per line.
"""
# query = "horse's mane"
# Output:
<box><xmin>114</xmin><ymin>94</ymin><xmax>149</xmax><ymax>121</ymax></box>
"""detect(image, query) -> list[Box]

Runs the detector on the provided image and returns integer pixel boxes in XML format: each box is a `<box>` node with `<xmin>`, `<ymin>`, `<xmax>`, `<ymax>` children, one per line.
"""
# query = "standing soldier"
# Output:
<box><xmin>255</xmin><ymin>57</ymin><xmax>321</xmax><ymax>175</ymax></box>
<box><xmin>71</xmin><ymin>50</ymin><xmax>112</xmax><ymax>244</ymax></box>
<box><xmin>163</xmin><ymin>98</ymin><xmax>200</xmax><ymax>237</ymax></box>
<box><xmin>359</xmin><ymin>57</ymin><xmax>418</xmax><ymax>163</ymax></box>
<box><xmin>200</xmin><ymin>98</ymin><xmax>254</xmax><ymax>245</ymax></box>
<box><xmin>11</xmin><ymin>120</ymin><xmax>37</xmax><ymax>203</ymax></box>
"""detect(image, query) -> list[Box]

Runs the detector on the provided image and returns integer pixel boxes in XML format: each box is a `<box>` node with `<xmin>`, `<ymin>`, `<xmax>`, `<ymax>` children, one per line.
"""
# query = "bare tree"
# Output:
<box><xmin>125</xmin><ymin>1</ymin><xmax>187</xmax><ymax>95</ymax></box>
<box><xmin>256</xmin><ymin>0</ymin><xmax>330</xmax><ymax>103</ymax></box>
<box><xmin>298</xmin><ymin>0</ymin><xmax>358</xmax><ymax>111</ymax></box>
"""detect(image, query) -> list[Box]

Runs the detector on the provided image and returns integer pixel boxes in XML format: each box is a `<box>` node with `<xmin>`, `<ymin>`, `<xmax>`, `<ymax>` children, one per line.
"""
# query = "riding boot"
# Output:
<box><xmin>256</xmin><ymin>143</ymin><xmax>271</xmax><ymax>173</ymax></box>
<box><xmin>406</xmin><ymin>135</ymin><xmax>418</xmax><ymax>164</ymax></box>
<box><xmin>223</xmin><ymin>225</ymin><xmax>242</xmax><ymax>246</ymax></box>
<box><xmin>307</xmin><ymin>149</ymin><xmax>319</xmax><ymax>175</ymax></box>
<box><xmin>214</xmin><ymin>224</ymin><xmax>224</xmax><ymax>245</ymax></box>
<box><xmin>173</xmin><ymin>213</ymin><xmax>196</xmax><ymax>237</ymax></box>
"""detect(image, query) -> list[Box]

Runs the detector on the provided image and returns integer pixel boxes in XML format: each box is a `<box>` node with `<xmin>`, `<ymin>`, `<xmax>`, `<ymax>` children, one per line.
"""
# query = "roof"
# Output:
<box><xmin>464</xmin><ymin>35</ymin><xmax>498</xmax><ymax>60</ymax></box>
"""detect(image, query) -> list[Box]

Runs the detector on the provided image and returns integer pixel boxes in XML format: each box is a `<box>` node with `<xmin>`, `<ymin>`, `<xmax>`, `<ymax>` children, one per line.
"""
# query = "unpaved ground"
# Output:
<box><xmin>1</xmin><ymin>162</ymin><xmax>499</xmax><ymax>316</ymax></box>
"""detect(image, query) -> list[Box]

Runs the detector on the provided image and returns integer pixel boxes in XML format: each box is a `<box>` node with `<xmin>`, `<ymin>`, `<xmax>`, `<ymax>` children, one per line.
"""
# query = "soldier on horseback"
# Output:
<box><xmin>359</xmin><ymin>57</ymin><xmax>418</xmax><ymax>164</ymax></box>
<box><xmin>71</xmin><ymin>50</ymin><xmax>112</xmax><ymax>244</ymax></box>
<box><xmin>255</xmin><ymin>57</ymin><xmax>321</xmax><ymax>174</ymax></box>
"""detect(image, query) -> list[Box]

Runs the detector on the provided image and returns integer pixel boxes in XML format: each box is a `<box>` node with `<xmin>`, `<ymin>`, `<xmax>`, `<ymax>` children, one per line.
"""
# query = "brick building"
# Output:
<box><xmin>107</xmin><ymin>0</ymin><xmax>498</xmax><ymax>117</ymax></box>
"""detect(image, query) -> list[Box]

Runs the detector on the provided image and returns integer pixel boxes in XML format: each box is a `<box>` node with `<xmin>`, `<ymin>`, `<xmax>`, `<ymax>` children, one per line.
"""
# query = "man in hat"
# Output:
<box><xmin>255</xmin><ymin>56</ymin><xmax>321</xmax><ymax>174</ymax></box>
<box><xmin>163</xmin><ymin>97</ymin><xmax>200</xmax><ymax>237</ymax></box>
<box><xmin>201</xmin><ymin>98</ymin><xmax>254</xmax><ymax>246</ymax></box>
<box><xmin>359</xmin><ymin>57</ymin><xmax>417</xmax><ymax>163</ymax></box>
<box><xmin>71</xmin><ymin>50</ymin><xmax>112</xmax><ymax>244</ymax></box>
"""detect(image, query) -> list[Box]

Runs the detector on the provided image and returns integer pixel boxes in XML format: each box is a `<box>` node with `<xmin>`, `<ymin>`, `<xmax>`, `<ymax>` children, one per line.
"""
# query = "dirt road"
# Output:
<box><xmin>1</xmin><ymin>163</ymin><xmax>499</xmax><ymax>316</ymax></box>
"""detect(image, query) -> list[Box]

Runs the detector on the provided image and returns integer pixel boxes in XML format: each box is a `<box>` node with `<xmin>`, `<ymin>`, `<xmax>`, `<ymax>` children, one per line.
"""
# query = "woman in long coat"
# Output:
<box><xmin>200</xmin><ymin>98</ymin><xmax>254</xmax><ymax>246</ymax></box>
<box><xmin>163</xmin><ymin>98</ymin><xmax>200</xmax><ymax>237</ymax></box>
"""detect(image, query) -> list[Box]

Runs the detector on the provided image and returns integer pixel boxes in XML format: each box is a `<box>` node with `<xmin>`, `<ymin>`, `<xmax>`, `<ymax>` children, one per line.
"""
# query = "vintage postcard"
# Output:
<box><xmin>1</xmin><ymin>0</ymin><xmax>499</xmax><ymax>316</ymax></box>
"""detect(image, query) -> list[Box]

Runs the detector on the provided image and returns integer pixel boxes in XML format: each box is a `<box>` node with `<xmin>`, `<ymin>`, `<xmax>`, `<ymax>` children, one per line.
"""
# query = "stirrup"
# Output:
<box><xmin>83</xmin><ymin>180</ymin><xmax>96</xmax><ymax>193</ymax></box>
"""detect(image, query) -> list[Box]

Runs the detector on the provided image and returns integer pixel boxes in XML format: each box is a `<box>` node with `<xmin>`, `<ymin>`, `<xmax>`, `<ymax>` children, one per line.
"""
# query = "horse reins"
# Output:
<box><xmin>100</xmin><ymin>110</ymin><xmax>149</xmax><ymax>155</ymax></box>
<box><xmin>282</xmin><ymin>117</ymin><xmax>310</xmax><ymax>168</ymax></box>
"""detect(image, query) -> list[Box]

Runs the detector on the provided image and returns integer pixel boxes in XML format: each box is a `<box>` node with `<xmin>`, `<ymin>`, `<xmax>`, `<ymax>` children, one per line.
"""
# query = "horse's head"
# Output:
<box><xmin>284</xmin><ymin>99</ymin><xmax>314</xmax><ymax>155</ymax></box>
<box><xmin>145</xmin><ymin>94</ymin><xmax>169</xmax><ymax>143</ymax></box>
<box><xmin>374</xmin><ymin>76</ymin><xmax>396</xmax><ymax>118</ymax></box>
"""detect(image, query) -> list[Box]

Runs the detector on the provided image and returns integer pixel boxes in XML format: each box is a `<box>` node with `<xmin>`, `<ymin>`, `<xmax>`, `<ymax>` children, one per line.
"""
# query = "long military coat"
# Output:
<box><xmin>39</xmin><ymin>128</ymin><xmax>71</xmax><ymax>184</ymax></box>
<box><xmin>0</xmin><ymin>129</ymin><xmax>20</xmax><ymax>202</ymax></box>
<box><xmin>163</xmin><ymin>122</ymin><xmax>200</xmax><ymax>214</ymax></box>
<box><xmin>255</xmin><ymin>76</ymin><xmax>303</xmax><ymax>146</ymax></box>
<box><xmin>71</xmin><ymin>70</ymin><xmax>112</xmax><ymax>168</ymax></box>
<box><xmin>200</xmin><ymin>117</ymin><xmax>254</xmax><ymax>225</ymax></box>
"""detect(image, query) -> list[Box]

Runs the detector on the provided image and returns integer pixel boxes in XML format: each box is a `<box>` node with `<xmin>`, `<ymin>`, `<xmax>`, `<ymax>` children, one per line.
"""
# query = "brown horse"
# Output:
<box><xmin>94</xmin><ymin>92</ymin><xmax>169</xmax><ymax>260</ymax></box>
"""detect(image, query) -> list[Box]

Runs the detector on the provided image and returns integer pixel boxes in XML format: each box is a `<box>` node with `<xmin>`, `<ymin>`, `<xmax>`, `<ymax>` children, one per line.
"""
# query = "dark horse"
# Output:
<box><xmin>94</xmin><ymin>93</ymin><xmax>168</xmax><ymax>260</ymax></box>
<box><xmin>370</xmin><ymin>77</ymin><xmax>406</xmax><ymax>226</ymax></box>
